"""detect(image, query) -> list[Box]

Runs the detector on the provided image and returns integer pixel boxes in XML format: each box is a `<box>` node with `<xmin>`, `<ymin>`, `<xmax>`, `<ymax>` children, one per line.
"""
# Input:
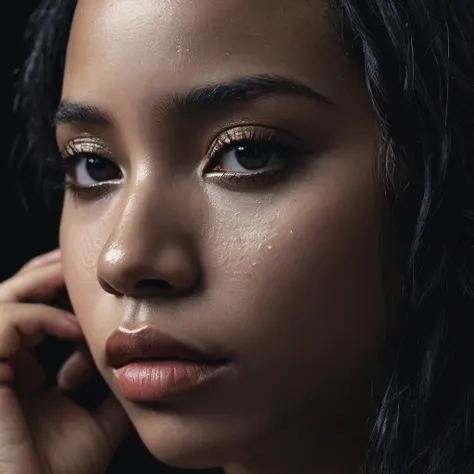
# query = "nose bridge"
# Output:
<box><xmin>96</xmin><ymin>166</ymin><xmax>200</xmax><ymax>296</ymax></box>
<box><xmin>111</xmin><ymin>165</ymin><xmax>174</xmax><ymax>255</ymax></box>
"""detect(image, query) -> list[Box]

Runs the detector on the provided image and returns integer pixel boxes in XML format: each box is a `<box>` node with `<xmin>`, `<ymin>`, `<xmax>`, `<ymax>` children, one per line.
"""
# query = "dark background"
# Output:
<box><xmin>1</xmin><ymin>0</ymin><xmax>57</xmax><ymax>281</ymax></box>
<box><xmin>0</xmin><ymin>3</ymin><xmax>219</xmax><ymax>473</ymax></box>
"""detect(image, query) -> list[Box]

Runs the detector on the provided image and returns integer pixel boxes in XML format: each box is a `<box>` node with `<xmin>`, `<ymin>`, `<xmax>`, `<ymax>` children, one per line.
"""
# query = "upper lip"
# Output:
<box><xmin>105</xmin><ymin>326</ymin><xmax>227</xmax><ymax>369</ymax></box>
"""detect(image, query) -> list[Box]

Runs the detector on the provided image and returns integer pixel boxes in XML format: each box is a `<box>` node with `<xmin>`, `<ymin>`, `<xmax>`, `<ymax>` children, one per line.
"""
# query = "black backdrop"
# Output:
<box><xmin>0</xmin><ymin>3</ymin><xmax>220</xmax><ymax>473</ymax></box>
<box><xmin>1</xmin><ymin>0</ymin><xmax>57</xmax><ymax>282</ymax></box>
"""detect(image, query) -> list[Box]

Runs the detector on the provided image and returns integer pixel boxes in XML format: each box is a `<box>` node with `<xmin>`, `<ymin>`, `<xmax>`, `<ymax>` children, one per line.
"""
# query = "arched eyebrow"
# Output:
<box><xmin>54</xmin><ymin>101</ymin><xmax>109</xmax><ymax>126</ymax></box>
<box><xmin>54</xmin><ymin>73</ymin><xmax>333</xmax><ymax>126</ymax></box>
<box><xmin>168</xmin><ymin>73</ymin><xmax>334</xmax><ymax>114</ymax></box>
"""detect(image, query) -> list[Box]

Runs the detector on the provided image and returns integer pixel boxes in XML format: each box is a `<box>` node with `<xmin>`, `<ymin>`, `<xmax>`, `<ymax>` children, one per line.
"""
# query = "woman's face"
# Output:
<box><xmin>59</xmin><ymin>0</ymin><xmax>385</xmax><ymax>470</ymax></box>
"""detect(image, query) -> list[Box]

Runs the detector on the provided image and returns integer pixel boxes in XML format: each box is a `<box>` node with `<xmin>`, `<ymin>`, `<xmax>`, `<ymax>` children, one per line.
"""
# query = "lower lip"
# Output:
<box><xmin>112</xmin><ymin>361</ymin><xmax>226</xmax><ymax>401</ymax></box>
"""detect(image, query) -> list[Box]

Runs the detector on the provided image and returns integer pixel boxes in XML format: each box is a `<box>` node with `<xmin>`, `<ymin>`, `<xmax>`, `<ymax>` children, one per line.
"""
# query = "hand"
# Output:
<box><xmin>0</xmin><ymin>249</ymin><xmax>130</xmax><ymax>474</ymax></box>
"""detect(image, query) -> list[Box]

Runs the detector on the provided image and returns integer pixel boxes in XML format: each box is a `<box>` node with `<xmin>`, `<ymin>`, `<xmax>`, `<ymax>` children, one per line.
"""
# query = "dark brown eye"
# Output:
<box><xmin>214</xmin><ymin>141</ymin><xmax>281</xmax><ymax>172</ymax></box>
<box><xmin>69</xmin><ymin>154</ymin><xmax>122</xmax><ymax>186</ymax></box>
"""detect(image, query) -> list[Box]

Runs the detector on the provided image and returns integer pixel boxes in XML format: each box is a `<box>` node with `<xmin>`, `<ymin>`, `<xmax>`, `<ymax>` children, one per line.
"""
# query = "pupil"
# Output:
<box><xmin>235</xmin><ymin>144</ymin><xmax>271</xmax><ymax>170</ymax></box>
<box><xmin>86</xmin><ymin>157</ymin><xmax>116</xmax><ymax>181</ymax></box>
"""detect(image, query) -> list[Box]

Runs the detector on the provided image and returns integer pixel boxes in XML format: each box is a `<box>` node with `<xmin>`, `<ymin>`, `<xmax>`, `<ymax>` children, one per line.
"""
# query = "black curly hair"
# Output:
<box><xmin>15</xmin><ymin>1</ymin><xmax>474</xmax><ymax>473</ymax></box>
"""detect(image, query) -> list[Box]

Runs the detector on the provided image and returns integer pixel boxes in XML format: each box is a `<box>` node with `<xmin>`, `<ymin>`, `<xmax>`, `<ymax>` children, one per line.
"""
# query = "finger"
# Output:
<box><xmin>10</xmin><ymin>351</ymin><xmax>45</xmax><ymax>394</ymax></box>
<box><xmin>58</xmin><ymin>349</ymin><xmax>97</xmax><ymax>391</ymax></box>
<box><xmin>0</xmin><ymin>303</ymin><xmax>82</xmax><ymax>361</ymax></box>
<box><xmin>0</xmin><ymin>386</ymin><xmax>41</xmax><ymax>469</ymax></box>
<box><xmin>0</xmin><ymin>262</ymin><xmax>65</xmax><ymax>303</ymax></box>
<box><xmin>93</xmin><ymin>395</ymin><xmax>131</xmax><ymax>454</ymax></box>
<box><xmin>15</xmin><ymin>249</ymin><xmax>61</xmax><ymax>276</ymax></box>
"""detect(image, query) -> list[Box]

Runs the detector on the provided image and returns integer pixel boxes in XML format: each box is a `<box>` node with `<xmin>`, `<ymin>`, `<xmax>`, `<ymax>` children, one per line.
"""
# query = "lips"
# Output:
<box><xmin>105</xmin><ymin>326</ymin><xmax>227</xmax><ymax>368</ymax></box>
<box><xmin>105</xmin><ymin>326</ymin><xmax>229</xmax><ymax>401</ymax></box>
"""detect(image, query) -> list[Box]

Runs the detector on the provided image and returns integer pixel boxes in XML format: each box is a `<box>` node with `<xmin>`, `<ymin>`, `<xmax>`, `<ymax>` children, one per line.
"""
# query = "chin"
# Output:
<box><xmin>130</xmin><ymin>409</ymin><xmax>253</xmax><ymax>470</ymax></box>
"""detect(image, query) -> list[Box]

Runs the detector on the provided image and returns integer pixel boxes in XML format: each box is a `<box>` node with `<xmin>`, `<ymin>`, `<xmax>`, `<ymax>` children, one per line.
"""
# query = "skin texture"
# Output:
<box><xmin>57</xmin><ymin>0</ymin><xmax>386</xmax><ymax>472</ymax></box>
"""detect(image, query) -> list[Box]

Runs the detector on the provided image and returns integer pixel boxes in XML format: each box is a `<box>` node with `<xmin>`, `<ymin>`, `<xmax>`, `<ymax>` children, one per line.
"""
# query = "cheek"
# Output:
<box><xmin>59</xmin><ymin>209</ymin><xmax>109</xmax><ymax>351</ymax></box>
<box><xmin>203</xmin><ymin>162</ymin><xmax>385</xmax><ymax>406</ymax></box>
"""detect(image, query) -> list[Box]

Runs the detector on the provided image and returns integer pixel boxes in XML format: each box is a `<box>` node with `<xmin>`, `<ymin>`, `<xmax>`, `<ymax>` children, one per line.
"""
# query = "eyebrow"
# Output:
<box><xmin>54</xmin><ymin>101</ymin><xmax>109</xmax><ymax>125</ymax></box>
<box><xmin>54</xmin><ymin>74</ymin><xmax>333</xmax><ymax>126</ymax></box>
<box><xmin>170</xmin><ymin>74</ymin><xmax>333</xmax><ymax>114</ymax></box>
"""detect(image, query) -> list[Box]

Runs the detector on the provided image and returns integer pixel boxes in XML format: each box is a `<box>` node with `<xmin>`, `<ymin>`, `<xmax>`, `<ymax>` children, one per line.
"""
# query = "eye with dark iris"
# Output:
<box><xmin>214</xmin><ymin>140</ymin><xmax>284</xmax><ymax>173</ymax></box>
<box><xmin>67</xmin><ymin>153</ymin><xmax>122</xmax><ymax>186</ymax></box>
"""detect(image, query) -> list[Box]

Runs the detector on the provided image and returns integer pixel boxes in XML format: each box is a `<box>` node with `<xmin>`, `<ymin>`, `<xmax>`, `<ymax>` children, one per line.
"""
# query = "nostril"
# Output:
<box><xmin>98</xmin><ymin>277</ymin><xmax>123</xmax><ymax>296</ymax></box>
<box><xmin>136</xmin><ymin>279</ymin><xmax>174</xmax><ymax>293</ymax></box>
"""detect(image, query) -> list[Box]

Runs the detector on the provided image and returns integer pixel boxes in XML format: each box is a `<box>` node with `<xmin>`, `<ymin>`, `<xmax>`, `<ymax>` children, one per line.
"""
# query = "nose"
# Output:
<box><xmin>96</xmin><ymin>177</ymin><xmax>201</xmax><ymax>298</ymax></box>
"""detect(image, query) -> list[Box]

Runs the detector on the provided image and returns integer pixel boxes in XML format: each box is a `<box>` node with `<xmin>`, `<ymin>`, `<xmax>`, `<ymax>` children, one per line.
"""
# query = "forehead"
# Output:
<box><xmin>69</xmin><ymin>0</ymin><xmax>331</xmax><ymax>57</ymax></box>
<box><xmin>63</xmin><ymin>0</ymin><xmax>365</xmax><ymax>109</ymax></box>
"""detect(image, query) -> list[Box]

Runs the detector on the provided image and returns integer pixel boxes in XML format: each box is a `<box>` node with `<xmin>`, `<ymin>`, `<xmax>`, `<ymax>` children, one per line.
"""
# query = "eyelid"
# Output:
<box><xmin>60</xmin><ymin>136</ymin><xmax>113</xmax><ymax>159</ymax></box>
<box><xmin>206</xmin><ymin>125</ymin><xmax>304</xmax><ymax>159</ymax></box>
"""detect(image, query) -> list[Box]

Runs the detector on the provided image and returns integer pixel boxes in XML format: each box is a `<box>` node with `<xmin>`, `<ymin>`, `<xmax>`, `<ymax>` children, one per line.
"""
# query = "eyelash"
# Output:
<box><xmin>47</xmin><ymin>145</ymin><xmax>118</xmax><ymax>200</ymax></box>
<box><xmin>206</xmin><ymin>128</ymin><xmax>303</xmax><ymax>188</ymax></box>
<box><xmin>51</xmin><ymin>128</ymin><xmax>304</xmax><ymax>199</ymax></box>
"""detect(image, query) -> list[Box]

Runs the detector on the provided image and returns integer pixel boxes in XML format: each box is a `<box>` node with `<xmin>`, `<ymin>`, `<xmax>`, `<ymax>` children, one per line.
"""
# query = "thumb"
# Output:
<box><xmin>93</xmin><ymin>395</ymin><xmax>131</xmax><ymax>454</ymax></box>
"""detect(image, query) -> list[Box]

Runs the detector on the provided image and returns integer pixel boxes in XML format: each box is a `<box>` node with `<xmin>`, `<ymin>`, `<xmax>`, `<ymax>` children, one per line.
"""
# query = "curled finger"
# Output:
<box><xmin>58</xmin><ymin>347</ymin><xmax>98</xmax><ymax>391</ymax></box>
<box><xmin>0</xmin><ymin>303</ymin><xmax>82</xmax><ymax>360</ymax></box>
